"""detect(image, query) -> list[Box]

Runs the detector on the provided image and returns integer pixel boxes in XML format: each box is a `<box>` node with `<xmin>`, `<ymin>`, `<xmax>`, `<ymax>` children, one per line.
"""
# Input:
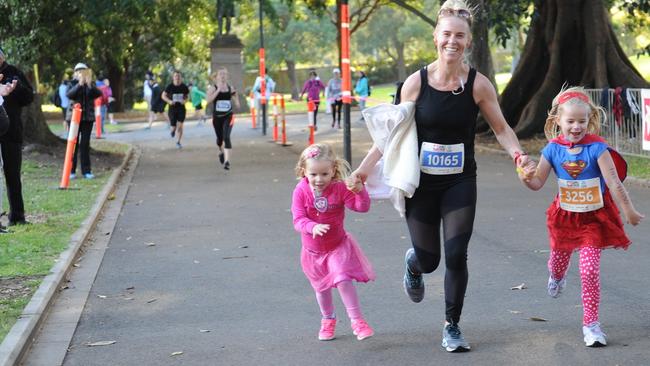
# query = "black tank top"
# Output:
<box><xmin>414</xmin><ymin>66</ymin><xmax>480</xmax><ymax>189</ymax></box>
<box><xmin>213</xmin><ymin>85</ymin><xmax>234</xmax><ymax>116</ymax></box>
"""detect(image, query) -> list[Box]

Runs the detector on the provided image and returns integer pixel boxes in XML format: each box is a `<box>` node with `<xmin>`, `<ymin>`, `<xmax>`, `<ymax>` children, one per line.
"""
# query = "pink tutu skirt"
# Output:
<box><xmin>301</xmin><ymin>233</ymin><xmax>375</xmax><ymax>292</ymax></box>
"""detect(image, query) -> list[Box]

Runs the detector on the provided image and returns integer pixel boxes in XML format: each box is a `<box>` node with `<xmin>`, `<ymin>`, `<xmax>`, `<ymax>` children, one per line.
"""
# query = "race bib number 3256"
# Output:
<box><xmin>558</xmin><ymin>177</ymin><xmax>604</xmax><ymax>212</ymax></box>
<box><xmin>420</xmin><ymin>142</ymin><xmax>464</xmax><ymax>175</ymax></box>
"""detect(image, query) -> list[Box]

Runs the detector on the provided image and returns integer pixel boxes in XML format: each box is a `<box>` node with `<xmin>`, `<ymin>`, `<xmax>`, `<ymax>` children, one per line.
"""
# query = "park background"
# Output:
<box><xmin>1</xmin><ymin>0</ymin><xmax>650</xmax><ymax>345</ymax></box>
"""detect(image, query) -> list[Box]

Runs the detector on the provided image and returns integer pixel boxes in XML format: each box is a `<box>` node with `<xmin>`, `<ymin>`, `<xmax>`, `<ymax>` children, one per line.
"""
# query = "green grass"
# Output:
<box><xmin>626</xmin><ymin>155</ymin><xmax>650</xmax><ymax>179</ymax></box>
<box><xmin>0</xmin><ymin>142</ymin><xmax>125</xmax><ymax>340</ymax></box>
<box><xmin>48</xmin><ymin>122</ymin><xmax>127</xmax><ymax>135</ymax></box>
<box><xmin>0</xmin><ymin>279</ymin><xmax>40</xmax><ymax>338</ymax></box>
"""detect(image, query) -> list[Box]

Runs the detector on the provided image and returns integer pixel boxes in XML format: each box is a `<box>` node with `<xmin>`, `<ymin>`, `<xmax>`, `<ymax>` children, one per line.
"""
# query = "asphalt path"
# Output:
<box><xmin>33</xmin><ymin>112</ymin><xmax>650</xmax><ymax>365</ymax></box>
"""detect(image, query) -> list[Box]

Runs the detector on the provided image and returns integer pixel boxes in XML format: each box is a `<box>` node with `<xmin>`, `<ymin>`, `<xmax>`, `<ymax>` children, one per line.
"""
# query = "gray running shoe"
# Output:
<box><xmin>442</xmin><ymin>323</ymin><xmax>470</xmax><ymax>352</ymax></box>
<box><xmin>547</xmin><ymin>275</ymin><xmax>566</xmax><ymax>298</ymax></box>
<box><xmin>583</xmin><ymin>322</ymin><xmax>607</xmax><ymax>347</ymax></box>
<box><xmin>403</xmin><ymin>248</ymin><xmax>424</xmax><ymax>303</ymax></box>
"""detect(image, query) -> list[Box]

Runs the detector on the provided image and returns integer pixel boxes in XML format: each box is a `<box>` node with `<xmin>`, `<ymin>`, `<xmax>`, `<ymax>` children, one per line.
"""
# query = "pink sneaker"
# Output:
<box><xmin>319</xmin><ymin>318</ymin><xmax>336</xmax><ymax>341</ymax></box>
<box><xmin>351</xmin><ymin>319</ymin><xmax>374</xmax><ymax>341</ymax></box>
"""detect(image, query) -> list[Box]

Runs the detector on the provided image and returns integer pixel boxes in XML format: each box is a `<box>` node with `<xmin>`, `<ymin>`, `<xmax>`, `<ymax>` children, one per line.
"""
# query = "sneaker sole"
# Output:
<box><xmin>318</xmin><ymin>336</ymin><xmax>335</xmax><ymax>341</ymax></box>
<box><xmin>442</xmin><ymin>340</ymin><xmax>471</xmax><ymax>352</ymax></box>
<box><xmin>585</xmin><ymin>339</ymin><xmax>607</xmax><ymax>347</ymax></box>
<box><xmin>403</xmin><ymin>249</ymin><xmax>424</xmax><ymax>303</ymax></box>
<box><xmin>353</xmin><ymin>331</ymin><xmax>373</xmax><ymax>341</ymax></box>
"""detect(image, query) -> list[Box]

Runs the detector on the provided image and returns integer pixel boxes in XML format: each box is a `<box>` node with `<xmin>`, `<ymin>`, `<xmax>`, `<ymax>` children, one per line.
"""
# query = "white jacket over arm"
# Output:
<box><xmin>362</xmin><ymin>102</ymin><xmax>419</xmax><ymax>216</ymax></box>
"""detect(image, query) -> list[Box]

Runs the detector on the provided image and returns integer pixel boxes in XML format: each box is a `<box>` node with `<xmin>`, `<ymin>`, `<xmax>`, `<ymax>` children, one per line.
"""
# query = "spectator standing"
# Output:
<box><xmin>144</xmin><ymin>71</ymin><xmax>154</xmax><ymax>128</ymax></box>
<box><xmin>0</xmin><ymin>46</ymin><xmax>34</xmax><ymax>226</ymax></box>
<box><xmin>102</xmin><ymin>78</ymin><xmax>117</xmax><ymax>125</ymax></box>
<box><xmin>252</xmin><ymin>69</ymin><xmax>275</xmax><ymax>123</ymax></box>
<box><xmin>66</xmin><ymin>63</ymin><xmax>102</xmax><ymax>179</ymax></box>
<box><xmin>58</xmin><ymin>76</ymin><xmax>71</xmax><ymax>133</ymax></box>
<box><xmin>326</xmin><ymin>68</ymin><xmax>343</xmax><ymax>129</ymax></box>
<box><xmin>354</xmin><ymin>70</ymin><xmax>369</xmax><ymax>120</ymax></box>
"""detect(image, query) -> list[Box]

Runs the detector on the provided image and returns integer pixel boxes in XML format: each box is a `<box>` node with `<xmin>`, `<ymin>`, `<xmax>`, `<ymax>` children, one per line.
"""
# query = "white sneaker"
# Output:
<box><xmin>582</xmin><ymin>322</ymin><xmax>607</xmax><ymax>347</ymax></box>
<box><xmin>547</xmin><ymin>275</ymin><xmax>566</xmax><ymax>298</ymax></box>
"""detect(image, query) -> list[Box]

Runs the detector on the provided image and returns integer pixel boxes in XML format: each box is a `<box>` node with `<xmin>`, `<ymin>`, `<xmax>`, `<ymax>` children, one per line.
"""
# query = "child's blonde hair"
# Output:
<box><xmin>544</xmin><ymin>86</ymin><xmax>605</xmax><ymax>140</ymax></box>
<box><xmin>295</xmin><ymin>143</ymin><xmax>351</xmax><ymax>181</ymax></box>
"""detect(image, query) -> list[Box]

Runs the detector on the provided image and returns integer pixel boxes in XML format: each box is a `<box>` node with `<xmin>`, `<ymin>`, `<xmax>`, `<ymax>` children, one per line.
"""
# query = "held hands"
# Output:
<box><xmin>312</xmin><ymin>223</ymin><xmax>330</xmax><ymax>239</ymax></box>
<box><xmin>516</xmin><ymin>155</ymin><xmax>536</xmax><ymax>182</ymax></box>
<box><xmin>345</xmin><ymin>171</ymin><xmax>365</xmax><ymax>193</ymax></box>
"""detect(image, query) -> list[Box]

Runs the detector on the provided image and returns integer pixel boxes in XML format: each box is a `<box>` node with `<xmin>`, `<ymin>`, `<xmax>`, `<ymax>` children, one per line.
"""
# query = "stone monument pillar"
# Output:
<box><xmin>210</xmin><ymin>34</ymin><xmax>247</xmax><ymax>113</ymax></box>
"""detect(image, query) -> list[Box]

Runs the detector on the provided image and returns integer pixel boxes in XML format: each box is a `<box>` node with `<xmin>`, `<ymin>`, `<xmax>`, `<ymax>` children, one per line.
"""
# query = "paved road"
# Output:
<box><xmin>28</xmin><ymin>113</ymin><xmax>650</xmax><ymax>365</ymax></box>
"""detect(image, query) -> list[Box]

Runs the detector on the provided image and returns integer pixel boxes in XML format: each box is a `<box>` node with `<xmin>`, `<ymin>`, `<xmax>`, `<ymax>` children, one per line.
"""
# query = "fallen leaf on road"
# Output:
<box><xmin>199</xmin><ymin>329</ymin><xmax>211</xmax><ymax>333</ymax></box>
<box><xmin>107</xmin><ymin>193</ymin><xmax>116</xmax><ymax>201</ymax></box>
<box><xmin>86</xmin><ymin>341</ymin><xmax>116</xmax><ymax>347</ymax></box>
<box><xmin>126</xmin><ymin>286</ymin><xmax>135</xmax><ymax>290</ymax></box>
<box><xmin>529</xmin><ymin>317</ymin><xmax>547</xmax><ymax>322</ymax></box>
<box><xmin>72</xmin><ymin>263</ymin><xmax>80</xmax><ymax>268</ymax></box>
<box><xmin>136</xmin><ymin>200</ymin><xmax>143</xmax><ymax>206</ymax></box>
<box><xmin>508</xmin><ymin>310</ymin><xmax>522</xmax><ymax>314</ymax></box>
<box><xmin>170</xmin><ymin>351</ymin><xmax>183</xmax><ymax>356</ymax></box>
<box><xmin>123</xmin><ymin>297</ymin><xmax>134</xmax><ymax>301</ymax></box>
<box><xmin>193</xmin><ymin>260</ymin><xmax>200</xmax><ymax>264</ymax></box>
<box><xmin>510</xmin><ymin>283</ymin><xmax>527</xmax><ymax>290</ymax></box>
<box><xmin>534</xmin><ymin>249</ymin><xmax>550</xmax><ymax>253</ymax></box>
<box><xmin>238</xmin><ymin>245</ymin><xmax>249</xmax><ymax>249</ymax></box>
<box><xmin>146</xmin><ymin>242</ymin><xmax>156</xmax><ymax>247</ymax></box>
<box><xmin>126</xmin><ymin>236</ymin><xmax>132</xmax><ymax>241</ymax></box>
<box><xmin>97</xmin><ymin>295</ymin><xmax>107</xmax><ymax>299</ymax></box>
<box><xmin>147</xmin><ymin>298</ymin><xmax>157</xmax><ymax>303</ymax></box>
<box><xmin>222</xmin><ymin>256</ymin><xmax>249</xmax><ymax>260</ymax></box>
<box><xmin>213</xmin><ymin>248</ymin><xmax>220</xmax><ymax>251</ymax></box>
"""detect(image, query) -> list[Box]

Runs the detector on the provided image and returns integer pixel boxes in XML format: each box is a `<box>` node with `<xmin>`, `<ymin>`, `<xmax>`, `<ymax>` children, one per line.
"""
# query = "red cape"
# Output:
<box><xmin>550</xmin><ymin>134</ymin><xmax>627</xmax><ymax>182</ymax></box>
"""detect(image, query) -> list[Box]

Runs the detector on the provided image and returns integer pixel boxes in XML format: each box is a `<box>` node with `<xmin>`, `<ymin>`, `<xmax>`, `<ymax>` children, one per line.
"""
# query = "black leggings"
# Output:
<box><xmin>331</xmin><ymin>100</ymin><xmax>342</xmax><ymax>125</ymax></box>
<box><xmin>212</xmin><ymin>113</ymin><xmax>233</xmax><ymax>149</ymax></box>
<box><xmin>405</xmin><ymin>179</ymin><xmax>476</xmax><ymax>324</ymax></box>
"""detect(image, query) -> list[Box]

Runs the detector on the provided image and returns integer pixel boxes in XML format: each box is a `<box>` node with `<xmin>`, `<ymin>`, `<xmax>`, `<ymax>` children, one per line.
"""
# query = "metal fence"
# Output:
<box><xmin>585</xmin><ymin>88</ymin><xmax>649</xmax><ymax>158</ymax></box>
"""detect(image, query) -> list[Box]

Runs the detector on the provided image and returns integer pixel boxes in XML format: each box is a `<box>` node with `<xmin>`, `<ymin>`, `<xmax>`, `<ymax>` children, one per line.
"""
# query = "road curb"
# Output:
<box><xmin>0</xmin><ymin>145</ymin><xmax>137</xmax><ymax>366</ymax></box>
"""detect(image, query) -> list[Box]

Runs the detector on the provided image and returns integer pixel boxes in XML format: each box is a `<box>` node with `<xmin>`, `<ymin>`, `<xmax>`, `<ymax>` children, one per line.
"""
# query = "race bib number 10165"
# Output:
<box><xmin>420</xmin><ymin>142</ymin><xmax>464</xmax><ymax>175</ymax></box>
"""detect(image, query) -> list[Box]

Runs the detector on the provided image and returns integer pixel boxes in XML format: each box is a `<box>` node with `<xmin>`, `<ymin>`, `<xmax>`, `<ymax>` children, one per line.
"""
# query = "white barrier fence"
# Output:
<box><xmin>585</xmin><ymin>88</ymin><xmax>649</xmax><ymax>158</ymax></box>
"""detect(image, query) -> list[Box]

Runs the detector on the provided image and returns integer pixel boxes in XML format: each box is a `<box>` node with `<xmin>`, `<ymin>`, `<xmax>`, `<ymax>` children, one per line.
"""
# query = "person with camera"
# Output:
<box><xmin>66</xmin><ymin>63</ymin><xmax>102</xmax><ymax>179</ymax></box>
<box><xmin>0</xmin><ymin>46</ymin><xmax>34</xmax><ymax>226</ymax></box>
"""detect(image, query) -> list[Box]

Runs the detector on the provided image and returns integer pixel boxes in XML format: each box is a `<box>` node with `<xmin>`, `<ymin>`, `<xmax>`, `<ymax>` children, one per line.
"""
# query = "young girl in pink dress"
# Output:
<box><xmin>291</xmin><ymin>143</ymin><xmax>375</xmax><ymax>341</ymax></box>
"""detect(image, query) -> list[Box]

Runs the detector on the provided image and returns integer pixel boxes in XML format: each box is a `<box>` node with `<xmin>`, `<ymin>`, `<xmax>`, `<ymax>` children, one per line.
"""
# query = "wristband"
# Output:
<box><xmin>513</xmin><ymin>151</ymin><xmax>528</xmax><ymax>166</ymax></box>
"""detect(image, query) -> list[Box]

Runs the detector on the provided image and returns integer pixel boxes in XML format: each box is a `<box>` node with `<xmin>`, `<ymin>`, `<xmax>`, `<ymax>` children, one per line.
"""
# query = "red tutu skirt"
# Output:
<box><xmin>301</xmin><ymin>233</ymin><xmax>375</xmax><ymax>292</ymax></box>
<box><xmin>546</xmin><ymin>190</ymin><xmax>631</xmax><ymax>252</ymax></box>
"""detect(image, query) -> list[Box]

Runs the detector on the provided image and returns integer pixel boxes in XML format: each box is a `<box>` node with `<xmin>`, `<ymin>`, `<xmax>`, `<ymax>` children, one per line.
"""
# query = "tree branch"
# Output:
<box><xmin>390</xmin><ymin>0</ymin><xmax>436</xmax><ymax>28</ymax></box>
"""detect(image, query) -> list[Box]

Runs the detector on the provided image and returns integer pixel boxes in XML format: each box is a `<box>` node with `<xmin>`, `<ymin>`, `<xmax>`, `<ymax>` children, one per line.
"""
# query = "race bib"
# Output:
<box><xmin>420</xmin><ymin>142</ymin><xmax>464</xmax><ymax>175</ymax></box>
<box><xmin>558</xmin><ymin>177</ymin><xmax>603</xmax><ymax>212</ymax></box>
<box><xmin>172</xmin><ymin>93</ymin><xmax>184</xmax><ymax>103</ymax></box>
<box><xmin>215</xmin><ymin>100</ymin><xmax>232</xmax><ymax>112</ymax></box>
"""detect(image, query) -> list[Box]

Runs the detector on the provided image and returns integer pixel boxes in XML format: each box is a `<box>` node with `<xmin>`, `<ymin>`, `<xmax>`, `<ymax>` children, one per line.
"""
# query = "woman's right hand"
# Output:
<box><xmin>346</xmin><ymin>169</ymin><xmax>368</xmax><ymax>193</ymax></box>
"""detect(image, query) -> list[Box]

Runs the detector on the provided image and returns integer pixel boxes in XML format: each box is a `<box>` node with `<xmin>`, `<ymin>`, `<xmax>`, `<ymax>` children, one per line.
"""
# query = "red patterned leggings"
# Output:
<box><xmin>548</xmin><ymin>247</ymin><xmax>601</xmax><ymax>325</ymax></box>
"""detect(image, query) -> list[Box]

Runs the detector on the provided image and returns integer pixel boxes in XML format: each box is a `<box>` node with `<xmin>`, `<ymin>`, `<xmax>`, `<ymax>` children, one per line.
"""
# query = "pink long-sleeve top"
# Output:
<box><xmin>291</xmin><ymin>178</ymin><xmax>370</xmax><ymax>252</ymax></box>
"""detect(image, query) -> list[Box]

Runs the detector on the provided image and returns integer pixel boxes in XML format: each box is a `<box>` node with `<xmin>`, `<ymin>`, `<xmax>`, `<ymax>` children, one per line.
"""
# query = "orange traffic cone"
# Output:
<box><xmin>60</xmin><ymin>104</ymin><xmax>82</xmax><ymax>189</ymax></box>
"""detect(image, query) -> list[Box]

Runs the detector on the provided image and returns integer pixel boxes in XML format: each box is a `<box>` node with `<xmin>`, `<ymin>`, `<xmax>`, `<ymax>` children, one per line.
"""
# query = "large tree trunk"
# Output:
<box><xmin>395</xmin><ymin>39</ymin><xmax>407</xmax><ymax>82</ymax></box>
<box><xmin>286</xmin><ymin>59</ymin><xmax>299</xmax><ymax>100</ymax></box>
<box><xmin>106</xmin><ymin>61</ymin><xmax>126</xmax><ymax>113</ymax></box>
<box><xmin>501</xmin><ymin>0</ymin><xmax>649</xmax><ymax>138</ymax></box>
<box><xmin>22</xmin><ymin>94</ymin><xmax>63</xmax><ymax>146</ymax></box>
<box><xmin>468</xmin><ymin>0</ymin><xmax>497</xmax><ymax>133</ymax></box>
